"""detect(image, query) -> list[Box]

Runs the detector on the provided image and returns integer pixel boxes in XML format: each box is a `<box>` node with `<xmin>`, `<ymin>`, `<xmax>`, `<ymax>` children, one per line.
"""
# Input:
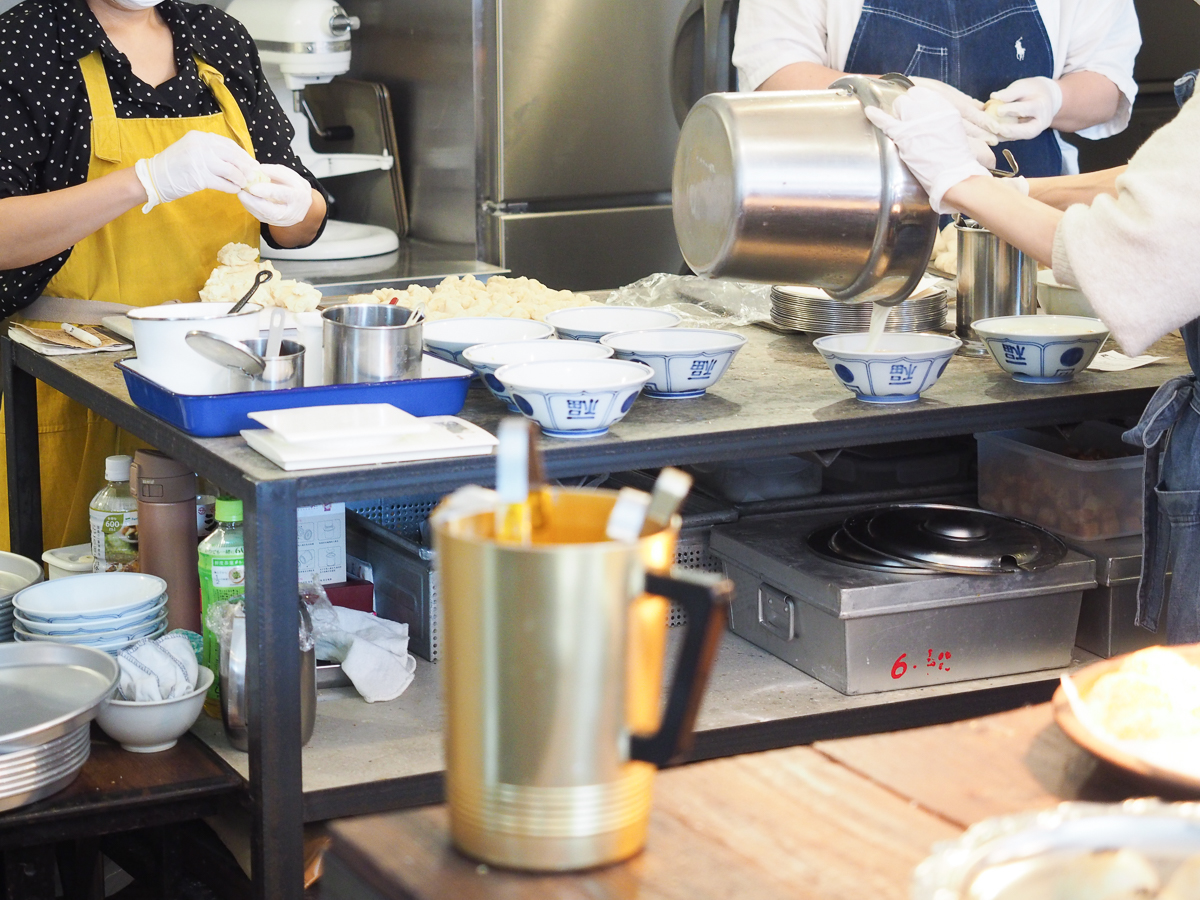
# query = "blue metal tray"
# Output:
<box><xmin>116</xmin><ymin>355</ymin><xmax>474</xmax><ymax>437</ymax></box>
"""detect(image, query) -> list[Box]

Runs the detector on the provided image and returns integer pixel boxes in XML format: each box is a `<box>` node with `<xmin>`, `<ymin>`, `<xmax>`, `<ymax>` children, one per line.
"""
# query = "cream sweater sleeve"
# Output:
<box><xmin>1053</xmin><ymin>96</ymin><xmax>1200</xmax><ymax>357</ymax></box>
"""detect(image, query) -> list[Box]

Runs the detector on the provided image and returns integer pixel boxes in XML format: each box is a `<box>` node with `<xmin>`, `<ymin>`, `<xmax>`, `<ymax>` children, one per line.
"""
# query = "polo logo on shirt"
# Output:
<box><xmin>1015</xmin><ymin>38</ymin><xmax>1026</xmax><ymax>62</ymax></box>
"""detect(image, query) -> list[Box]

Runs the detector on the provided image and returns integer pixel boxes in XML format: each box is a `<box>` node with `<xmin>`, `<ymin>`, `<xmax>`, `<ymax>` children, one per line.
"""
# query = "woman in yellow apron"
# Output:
<box><xmin>0</xmin><ymin>0</ymin><xmax>327</xmax><ymax>550</ymax></box>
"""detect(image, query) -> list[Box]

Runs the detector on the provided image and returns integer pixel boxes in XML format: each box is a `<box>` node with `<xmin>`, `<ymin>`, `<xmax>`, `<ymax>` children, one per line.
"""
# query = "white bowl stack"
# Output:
<box><xmin>12</xmin><ymin>573</ymin><xmax>169</xmax><ymax>655</ymax></box>
<box><xmin>0</xmin><ymin>552</ymin><xmax>46</xmax><ymax>643</ymax></box>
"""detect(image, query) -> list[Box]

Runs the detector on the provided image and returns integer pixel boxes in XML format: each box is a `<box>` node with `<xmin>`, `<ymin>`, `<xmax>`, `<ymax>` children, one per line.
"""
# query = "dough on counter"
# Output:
<box><xmin>345</xmin><ymin>275</ymin><xmax>592</xmax><ymax>322</ymax></box>
<box><xmin>931</xmin><ymin>221</ymin><xmax>958</xmax><ymax>276</ymax></box>
<box><xmin>200</xmin><ymin>242</ymin><xmax>319</xmax><ymax>312</ymax></box>
<box><xmin>971</xmin><ymin>849</ymin><xmax>1160</xmax><ymax>900</ymax></box>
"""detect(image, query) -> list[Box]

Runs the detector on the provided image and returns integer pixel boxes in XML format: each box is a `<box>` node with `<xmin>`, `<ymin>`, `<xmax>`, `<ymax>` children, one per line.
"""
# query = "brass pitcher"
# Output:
<box><xmin>434</xmin><ymin>488</ymin><xmax>730</xmax><ymax>871</ymax></box>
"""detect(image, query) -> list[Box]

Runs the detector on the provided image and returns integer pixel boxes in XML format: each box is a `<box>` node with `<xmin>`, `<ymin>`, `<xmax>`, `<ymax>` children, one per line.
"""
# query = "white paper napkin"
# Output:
<box><xmin>117</xmin><ymin>632</ymin><xmax>200</xmax><ymax>701</ymax></box>
<box><xmin>1088</xmin><ymin>350</ymin><xmax>1167</xmax><ymax>372</ymax></box>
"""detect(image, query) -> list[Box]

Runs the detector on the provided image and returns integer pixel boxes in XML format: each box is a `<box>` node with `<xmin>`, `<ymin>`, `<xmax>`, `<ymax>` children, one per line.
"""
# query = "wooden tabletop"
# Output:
<box><xmin>321</xmin><ymin>702</ymin><xmax>1194</xmax><ymax>900</ymax></box>
<box><xmin>0</xmin><ymin>725</ymin><xmax>244</xmax><ymax>849</ymax></box>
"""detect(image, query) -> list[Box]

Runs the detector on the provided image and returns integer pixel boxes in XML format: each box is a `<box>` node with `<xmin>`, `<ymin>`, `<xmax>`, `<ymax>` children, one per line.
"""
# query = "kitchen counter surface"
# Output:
<box><xmin>10</xmin><ymin>326</ymin><xmax>1187</xmax><ymax>506</ymax></box>
<box><xmin>320</xmin><ymin>700</ymin><xmax>1188</xmax><ymax>900</ymax></box>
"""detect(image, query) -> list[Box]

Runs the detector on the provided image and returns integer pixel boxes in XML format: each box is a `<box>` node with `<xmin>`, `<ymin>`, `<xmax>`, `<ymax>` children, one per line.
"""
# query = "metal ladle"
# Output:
<box><xmin>228</xmin><ymin>270</ymin><xmax>274</xmax><ymax>316</ymax></box>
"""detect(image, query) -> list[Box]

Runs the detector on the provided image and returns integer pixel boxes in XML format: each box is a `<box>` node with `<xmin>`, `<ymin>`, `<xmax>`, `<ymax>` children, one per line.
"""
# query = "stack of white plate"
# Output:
<box><xmin>771</xmin><ymin>285</ymin><xmax>948</xmax><ymax>335</ymax></box>
<box><xmin>12</xmin><ymin>573</ymin><xmax>169</xmax><ymax>655</ymax></box>
<box><xmin>0</xmin><ymin>643</ymin><xmax>118</xmax><ymax>812</ymax></box>
<box><xmin>0</xmin><ymin>551</ymin><xmax>46</xmax><ymax>643</ymax></box>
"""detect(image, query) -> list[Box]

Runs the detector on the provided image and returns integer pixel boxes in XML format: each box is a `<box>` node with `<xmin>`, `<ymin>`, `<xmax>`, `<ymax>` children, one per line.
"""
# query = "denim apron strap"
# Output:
<box><xmin>843</xmin><ymin>0</ymin><xmax>1063</xmax><ymax>177</ymax></box>
<box><xmin>1123</xmin><ymin>374</ymin><xmax>1196</xmax><ymax>630</ymax></box>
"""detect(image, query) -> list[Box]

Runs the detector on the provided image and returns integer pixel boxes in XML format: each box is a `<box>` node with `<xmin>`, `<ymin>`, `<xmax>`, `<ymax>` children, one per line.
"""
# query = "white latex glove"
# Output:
<box><xmin>986</xmin><ymin>76</ymin><xmax>1063</xmax><ymax>141</ymax></box>
<box><xmin>910</xmin><ymin>77</ymin><xmax>1001</xmax><ymax>146</ymax></box>
<box><xmin>237</xmin><ymin>164</ymin><xmax>314</xmax><ymax>227</ymax></box>
<box><xmin>134</xmin><ymin>130</ymin><xmax>259</xmax><ymax>214</ymax></box>
<box><xmin>864</xmin><ymin>87</ymin><xmax>991</xmax><ymax>215</ymax></box>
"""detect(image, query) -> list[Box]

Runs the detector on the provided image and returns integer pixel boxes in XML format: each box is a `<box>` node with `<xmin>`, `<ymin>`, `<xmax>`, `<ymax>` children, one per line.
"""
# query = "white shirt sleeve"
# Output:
<box><xmin>1051</xmin><ymin>0</ymin><xmax>1141</xmax><ymax>139</ymax></box>
<box><xmin>732</xmin><ymin>0</ymin><xmax>833</xmax><ymax>91</ymax></box>
<box><xmin>1053</xmin><ymin>97</ymin><xmax>1200</xmax><ymax>357</ymax></box>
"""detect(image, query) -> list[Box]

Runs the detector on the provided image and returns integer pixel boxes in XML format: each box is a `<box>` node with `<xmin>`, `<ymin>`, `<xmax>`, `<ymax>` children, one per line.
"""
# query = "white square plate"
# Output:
<box><xmin>247</xmin><ymin>403</ymin><xmax>432</xmax><ymax>443</ymax></box>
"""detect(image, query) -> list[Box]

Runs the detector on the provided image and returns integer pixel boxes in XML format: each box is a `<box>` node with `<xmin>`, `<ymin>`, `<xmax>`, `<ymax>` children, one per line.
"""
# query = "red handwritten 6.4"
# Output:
<box><xmin>890</xmin><ymin>649</ymin><xmax>953</xmax><ymax>680</ymax></box>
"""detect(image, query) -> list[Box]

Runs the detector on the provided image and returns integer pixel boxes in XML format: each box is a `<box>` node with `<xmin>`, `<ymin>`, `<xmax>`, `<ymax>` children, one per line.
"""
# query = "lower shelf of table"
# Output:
<box><xmin>191</xmin><ymin>630</ymin><xmax>1099</xmax><ymax>823</ymax></box>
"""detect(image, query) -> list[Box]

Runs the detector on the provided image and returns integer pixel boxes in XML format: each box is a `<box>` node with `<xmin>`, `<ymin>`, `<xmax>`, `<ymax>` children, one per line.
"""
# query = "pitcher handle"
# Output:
<box><xmin>630</xmin><ymin>570</ymin><xmax>732</xmax><ymax>767</ymax></box>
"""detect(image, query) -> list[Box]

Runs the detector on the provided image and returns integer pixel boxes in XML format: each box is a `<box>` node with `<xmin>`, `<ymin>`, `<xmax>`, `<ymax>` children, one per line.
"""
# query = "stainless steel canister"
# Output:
<box><xmin>219</xmin><ymin>603</ymin><xmax>315</xmax><ymax>752</ymax></box>
<box><xmin>672</xmin><ymin>74</ymin><xmax>938</xmax><ymax>305</ymax></box>
<box><xmin>433</xmin><ymin>488</ymin><xmax>731</xmax><ymax>872</ymax></box>
<box><xmin>230</xmin><ymin>338</ymin><xmax>305</xmax><ymax>392</ymax></box>
<box><xmin>322</xmin><ymin>304</ymin><xmax>423</xmax><ymax>384</ymax></box>
<box><xmin>956</xmin><ymin>219</ymin><xmax>1038</xmax><ymax>356</ymax></box>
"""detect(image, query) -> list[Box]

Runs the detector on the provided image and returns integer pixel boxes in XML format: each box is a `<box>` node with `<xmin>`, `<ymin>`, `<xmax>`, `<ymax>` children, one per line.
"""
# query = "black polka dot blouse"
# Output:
<box><xmin>0</xmin><ymin>0</ymin><xmax>325</xmax><ymax>314</ymax></box>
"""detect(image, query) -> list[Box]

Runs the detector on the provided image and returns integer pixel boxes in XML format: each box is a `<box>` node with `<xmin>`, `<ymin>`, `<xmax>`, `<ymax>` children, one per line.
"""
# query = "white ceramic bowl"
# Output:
<box><xmin>544</xmin><ymin>306</ymin><xmax>682</xmax><ymax>342</ymax></box>
<box><xmin>96</xmin><ymin>667</ymin><xmax>214</xmax><ymax>752</ymax></box>
<box><xmin>0</xmin><ymin>551</ymin><xmax>43</xmax><ymax>600</ymax></box>
<box><xmin>12</xmin><ymin>621</ymin><xmax>167</xmax><ymax>654</ymax></box>
<box><xmin>494</xmin><ymin>359</ymin><xmax>654</xmax><ymax>439</ymax></box>
<box><xmin>14</xmin><ymin>573</ymin><xmax>167</xmax><ymax>623</ymax></box>
<box><xmin>600</xmin><ymin>329</ymin><xmax>746</xmax><ymax>398</ymax></box>
<box><xmin>15</xmin><ymin>609</ymin><xmax>167</xmax><ymax>642</ymax></box>
<box><xmin>1037</xmin><ymin>270</ymin><xmax>1097</xmax><ymax>318</ymax></box>
<box><xmin>971</xmin><ymin>315</ymin><xmax>1109</xmax><ymax>384</ymax></box>
<box><xmin>813</xmin><ymin>333</ymin><xmax>962</xmax><ymax>403</ymax></box>
<box><xmin>422</xmin><ymin>317</ymin><xmax>554</xmax><ymax>366</ymax></box>
<box><xmin>128</xmin><ymin>302</ymin><xmax>263</xmax><ymax>394</ymax></box>
<box><xmin>462</xmin><ymin>340</ymin><xmax>615</xmax><ymax>410</ymax></box>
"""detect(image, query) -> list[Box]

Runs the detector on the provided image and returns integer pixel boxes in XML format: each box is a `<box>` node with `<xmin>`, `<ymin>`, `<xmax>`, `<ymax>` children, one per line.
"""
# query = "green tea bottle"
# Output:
<box><xmin>198</xmin><ymin>497</ymin><xmax>245</xmax><ymax>717</ymax></box>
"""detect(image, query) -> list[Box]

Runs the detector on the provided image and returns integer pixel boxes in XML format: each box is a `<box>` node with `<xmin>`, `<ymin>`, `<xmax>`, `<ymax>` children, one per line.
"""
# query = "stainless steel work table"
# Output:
<box><xmin>3</xmin><ymin>325</ymin><xmax>1187</xmax><ymax>900</ymax></box>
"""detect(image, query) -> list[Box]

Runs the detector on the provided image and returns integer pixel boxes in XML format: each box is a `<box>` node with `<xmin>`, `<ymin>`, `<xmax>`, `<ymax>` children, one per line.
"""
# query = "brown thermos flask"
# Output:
<box><xmin>131</xmin><ymin>450</ymin><xmax>201</xmax><ymax>632</ymax></box>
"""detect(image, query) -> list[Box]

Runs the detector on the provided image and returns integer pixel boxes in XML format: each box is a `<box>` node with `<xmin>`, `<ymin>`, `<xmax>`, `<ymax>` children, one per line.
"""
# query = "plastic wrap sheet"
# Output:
<box><xmin>603</xmin><ymin>273</ymin><xmax>773</xmax><ymax>329</ymax></box>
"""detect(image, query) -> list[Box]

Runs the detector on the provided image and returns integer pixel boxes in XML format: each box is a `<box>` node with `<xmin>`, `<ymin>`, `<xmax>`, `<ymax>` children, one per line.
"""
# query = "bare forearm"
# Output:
<box><xmin>0</xmin><ymin>168</ymin><xmax>147</xmax><ymax>269</ymax></box>
<box><xmin>943</xmin><ymin>176</ymin><xmax>1063</xmax><ymax>266</ymax></box>
<box><xmin>1052</xmin><ymin>71</ymin><xmax>1121</xmax><ymax>133</ymax></box>
<box><xmin>1028</xmin><ymin>167</ymin><xmax>1124</xmax><ymax>210</ymax></box>
<box><xmin>758</xmin><ymin>62</ymin><xmax>861</xmax><ymax>91</ymax></box>
<box><xmin>267</xmin><ymin>190</ymin><xmax>327</xmax><ymax>248</ymax></box>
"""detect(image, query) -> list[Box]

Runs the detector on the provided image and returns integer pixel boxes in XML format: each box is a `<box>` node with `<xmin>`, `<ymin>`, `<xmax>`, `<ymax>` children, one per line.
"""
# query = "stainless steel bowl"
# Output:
<box><xmin>322</xmin><ymin>304</ymin><xmax>423</xmax><ymax>384</ymax></box>
<box><xmin>672</xmin><ymin>74</ymin><xmax>938</xmax><ymax>306</ymax></box>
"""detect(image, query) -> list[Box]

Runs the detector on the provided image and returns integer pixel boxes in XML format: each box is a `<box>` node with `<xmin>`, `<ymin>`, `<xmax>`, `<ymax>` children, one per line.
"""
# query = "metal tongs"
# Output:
<box><xmin>988</xmin><ymin>148</ymin><xmax>1020</xmax><ymax>180</ymax></box>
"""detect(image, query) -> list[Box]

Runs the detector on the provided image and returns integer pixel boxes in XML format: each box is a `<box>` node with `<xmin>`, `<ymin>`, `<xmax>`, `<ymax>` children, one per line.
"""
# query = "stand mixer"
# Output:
<box><xmin>227</xmin><ymin>0</ymin><xmax>400</xmax><ymax>261</ymax></box>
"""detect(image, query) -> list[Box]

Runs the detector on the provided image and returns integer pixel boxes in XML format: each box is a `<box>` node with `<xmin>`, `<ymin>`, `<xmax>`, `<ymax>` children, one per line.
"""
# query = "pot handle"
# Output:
<box><xmin>630</xmin><ymin>570</ymin><xmax>732</xmax><ymax>768</ymax></box>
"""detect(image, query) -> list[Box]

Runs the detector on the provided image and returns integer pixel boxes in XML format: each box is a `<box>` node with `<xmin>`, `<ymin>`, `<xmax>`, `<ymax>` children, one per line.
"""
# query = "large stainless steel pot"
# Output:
<box><xmin>672</xmin><ymin>74</ymin><xmax>938</xmax><ymax>305</ymax></box>
<box><xmin>955</xmin><ymin>218</ymin><xmax>1037</xmax><ymax>356</ymax></box>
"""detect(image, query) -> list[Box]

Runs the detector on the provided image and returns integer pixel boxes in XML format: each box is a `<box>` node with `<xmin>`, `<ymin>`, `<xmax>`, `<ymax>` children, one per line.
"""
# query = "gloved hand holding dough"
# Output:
<box><xmin>134</xmin><ymin>130</ymin><xmax>259</xmax><ymax>213</ymax></box>
<box><xmin>237</xmin><ymin>164</ymin><xmax>314</xmax><ymax>227</ymax></box>
<box><xmin>985</xmin><ymin>76</ymin><xmax>1064</xmax><ymax>142</ymax></box>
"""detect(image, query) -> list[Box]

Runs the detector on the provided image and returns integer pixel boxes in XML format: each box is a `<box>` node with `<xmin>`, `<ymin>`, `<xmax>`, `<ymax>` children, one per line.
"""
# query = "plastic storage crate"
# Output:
<box><xmin>347</xmin><ymin>499</ymin><xmax>729</xmax><ymax>657</ymax></box>
<box><xmin>976</xmin><ymin>424</ymin><xmax>1143</xmax><ymax>542</ymax></box>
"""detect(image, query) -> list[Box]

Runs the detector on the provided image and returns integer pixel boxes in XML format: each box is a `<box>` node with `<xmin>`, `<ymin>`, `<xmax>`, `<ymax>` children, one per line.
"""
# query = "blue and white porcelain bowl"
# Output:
<box><xmin>13</xmin><ymin>573</ymin><xmax>168</xmax><ymax>624</ymax></box>
<box><xmin>462</xmin><ymin>339</ymin><xmax>614</xmax><ymax>411</ymax></box>
<box><xmin>14</xmin><ymin>610</ymin><xmax>166</xmax><ymax>645</ymax></box>
<box><xmin>970</xmin><ymin>315</ymin><xmax>1109</xmax><ymax>384</ymax></box>
<box><xmin>494</xmin><ymin>359</ymin><xmax>654</xmax><ymax>439</ymax></box>
<box><xmin>600</xmin><ymin>328</ymin><xmax>746</xmax><ymax>398</ymax></box>
<box><xmin>422</xmin><ymin>317</ymin><xmax>554</xmax><ymax>367</ymax></box>
<box><xmin>543</xmin><ymin>306</ymin><xmax>682</xmax><ymax>342</ymax></box>
<box><xmin>813</xmin><ymin>333</ymin><xmax>962</xmax><ymax>403</ymax></box>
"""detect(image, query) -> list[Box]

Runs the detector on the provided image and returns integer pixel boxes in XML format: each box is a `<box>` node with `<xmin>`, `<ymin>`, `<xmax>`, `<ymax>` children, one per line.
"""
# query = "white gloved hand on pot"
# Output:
<box><xmin>134</xmin><ymin>130</ymin><xmax>259</xmax><ymax>214</ymax></box>
<box><xmin>237</xmin><ymin>164</ymin><xmax>314</xmax><ymax>227</ymax></box>
<box><xmin>863</xmin><ymin>86</ymin><xmax>992</xmax><ymax>215</ymax></box>
<box><xmin>986</xmin><ymin>76</ymin><xmax>1063</xmax><ymax>141</ymax></box>
<box><xmin>910</xmin><ymin>77</ymin><xmax>1001</xmax><ymax>146</ymax></box>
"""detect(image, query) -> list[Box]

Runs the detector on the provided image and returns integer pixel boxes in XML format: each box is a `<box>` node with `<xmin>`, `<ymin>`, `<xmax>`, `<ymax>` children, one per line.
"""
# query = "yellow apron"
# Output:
<box><xmin>0</xmin><ymin>50</ymin><xmax>260</xmax><ymax>551</ymax></box>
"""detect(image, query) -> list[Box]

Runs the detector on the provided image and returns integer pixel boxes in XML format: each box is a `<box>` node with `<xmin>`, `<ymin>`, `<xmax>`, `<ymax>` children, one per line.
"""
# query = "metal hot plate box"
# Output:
<box><xmin>709</xmin><ymin>511</ymin><xmax>1096</xmax><ymax>695</ymax></box>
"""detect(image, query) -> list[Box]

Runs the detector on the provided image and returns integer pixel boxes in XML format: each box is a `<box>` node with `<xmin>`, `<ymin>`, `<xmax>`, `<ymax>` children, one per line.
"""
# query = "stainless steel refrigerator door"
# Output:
<box><xmin>485</xmin><ymin>206</ymin><xmax>684</xmax><ymax>291</ymax></box>
<box><xmin>483</xmin><ymin>0</ymin><xmax>722</xmax><ymax>203</ymax></box>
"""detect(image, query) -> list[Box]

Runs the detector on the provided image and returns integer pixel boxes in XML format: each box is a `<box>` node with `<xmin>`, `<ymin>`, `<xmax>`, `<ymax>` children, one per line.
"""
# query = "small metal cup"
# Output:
<box><xmin>322</xmin><ymin>304</ymin><xmax>423</xmax><ymax>384</ymax></box>
<box><xmin>955</xmin><ymin>220</ymin><xmax>1037</xmax><ymax>357</ymax></box>
<box><xmin>229</xmin><ymin>338</ymin><xmax>305</xmax><ymax>392</ymax></box>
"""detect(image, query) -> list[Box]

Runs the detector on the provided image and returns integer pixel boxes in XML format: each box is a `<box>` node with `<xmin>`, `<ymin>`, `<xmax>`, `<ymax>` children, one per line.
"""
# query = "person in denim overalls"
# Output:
<box><xmin>867</xmin><ymin>45</ymin><xmax>1200</xmax><ymax>644</ymax></box>
<box><xmin>843</xmin><ymin>1</ymin><xmax>1063</xmax><ymax>177</ymax></box>
<box><xmin>733</xmin><ymin>0</ymin><xmax>1140</xmax><ymax>177</ymax></box>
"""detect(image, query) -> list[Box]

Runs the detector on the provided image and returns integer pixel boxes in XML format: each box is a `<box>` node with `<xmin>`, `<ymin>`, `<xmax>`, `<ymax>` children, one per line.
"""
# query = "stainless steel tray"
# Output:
<box><xmin>0</xmin><ymin>644</ymin><xmax>118</xmax><ymax>752</ymax></box>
